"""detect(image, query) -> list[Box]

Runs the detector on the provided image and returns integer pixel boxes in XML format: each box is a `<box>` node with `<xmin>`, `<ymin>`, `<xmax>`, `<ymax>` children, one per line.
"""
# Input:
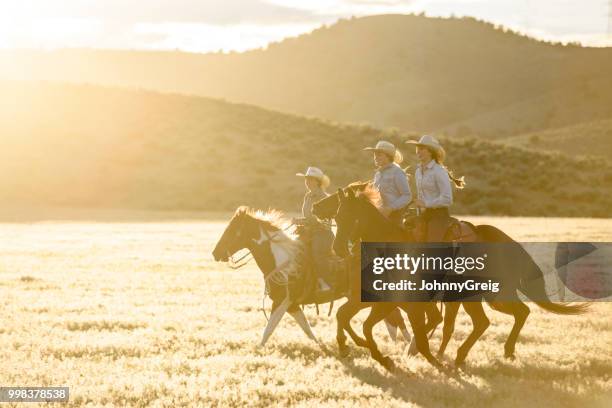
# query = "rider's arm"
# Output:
<box><xmin>389</xmin><ymin>169</ymin><xmax>412</xmax><ymax>210</ymax></box>
<box><xmin>425</xmin><ymin>167</ymin><xmax>452</xmax><ymax>208</ymax></box>
<box><xmin>301</xmin><ymin>192</ymin><xmax>315</xmax><ymax>221</ymax></box>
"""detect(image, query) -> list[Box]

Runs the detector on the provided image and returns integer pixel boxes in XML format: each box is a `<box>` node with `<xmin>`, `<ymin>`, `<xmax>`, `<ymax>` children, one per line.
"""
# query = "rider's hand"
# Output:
<box><xmin>379</xmin><ymin>206</ymin><xmax>393</xmax><ymax>217</ymax></box>
<box><xmin>413</xmin><ymin>199</ymin><xmax>426</xmax><ymax>209</ymax></box>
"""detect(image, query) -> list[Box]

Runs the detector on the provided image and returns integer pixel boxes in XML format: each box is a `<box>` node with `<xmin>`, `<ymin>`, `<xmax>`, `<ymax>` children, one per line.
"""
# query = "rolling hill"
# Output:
<box><xmin>1</xmin><ymin>15</ymin><xmax>611</xmax><ymax>138</ymax></box>
<box><xmin>1</xmin><ymin>81</ymin><xmax>611</xmax><ymax>217</ymax></box>
<box><xmin>500</xmin><ymin>119</ymin><xmax>612</xmax><ymax>159</ymax></box>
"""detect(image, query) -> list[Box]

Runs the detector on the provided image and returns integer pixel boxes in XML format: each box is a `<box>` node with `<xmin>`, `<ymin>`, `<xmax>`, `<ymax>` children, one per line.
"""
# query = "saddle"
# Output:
<box><xmin>443</xmin><ymin>217</ymin><xmax>478</xmax><ymax>242</ymax></box>
<box><xmin>404</xmin><ymin>215</ymin><xmax>477</xmax><ymax>243</ymax></box>
<box><xmin>288</xmin><ymin>229</ymin><xmax>350</xmax><ymax>306</ymax></box>
<box><xmin>287</xmin><ymin>255</ymin><xmax>349</xmax><ymax>306</ymax></box>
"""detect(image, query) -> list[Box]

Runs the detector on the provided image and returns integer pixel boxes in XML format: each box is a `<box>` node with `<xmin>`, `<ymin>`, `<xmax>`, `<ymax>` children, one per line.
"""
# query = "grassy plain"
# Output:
<box><xmin>0</xmin><ymin>215</ymin><xmax>610</xmax><ymax>407</ymax></box>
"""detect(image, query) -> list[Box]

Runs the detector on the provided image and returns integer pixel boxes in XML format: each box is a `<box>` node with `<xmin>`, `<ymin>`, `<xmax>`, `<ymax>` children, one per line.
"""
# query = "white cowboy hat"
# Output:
<box><xmin>406</xmin><ymin>134</ymin><xmax>446</xmax><ymax>161</ymax></box>
<box><xmin>363</xmin><ymin>140</ymin><xmax>403</xmax><ymax>164</ymax></box>
<box><xmin>296</xmin><ymin>166</ymin><xmax>330</xmax><ymax>189</ymax></box>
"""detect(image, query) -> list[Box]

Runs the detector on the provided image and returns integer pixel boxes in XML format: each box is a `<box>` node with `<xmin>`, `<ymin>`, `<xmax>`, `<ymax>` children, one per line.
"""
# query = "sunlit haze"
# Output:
<box><xmin>0</xmin><ymin>0</ymin><xmax>610</xmax><ymax>52</ymax></box>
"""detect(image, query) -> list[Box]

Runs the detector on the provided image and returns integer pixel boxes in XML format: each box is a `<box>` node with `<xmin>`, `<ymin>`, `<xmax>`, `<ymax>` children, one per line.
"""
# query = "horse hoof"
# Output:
<box><xmin>504</xmin><ymin>352</ymin><xmax>516</xmax><ymax>360</ymax></box>
<box><xmin>454</xmin><ymin>358</ymin><xmax>466</xmax><ymax>368</ymax></box>
<box><xmin>338</xmin><ymin>345</ymin><xmax>349</xmax><ymax>358</ymax></box>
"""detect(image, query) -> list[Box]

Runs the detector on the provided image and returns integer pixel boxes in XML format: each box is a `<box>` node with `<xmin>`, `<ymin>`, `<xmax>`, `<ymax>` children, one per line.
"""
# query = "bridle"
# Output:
<box><xmin>227</xmin><ymin>223</ymin><xmax>294</xmax><ymax>270</ymax></box>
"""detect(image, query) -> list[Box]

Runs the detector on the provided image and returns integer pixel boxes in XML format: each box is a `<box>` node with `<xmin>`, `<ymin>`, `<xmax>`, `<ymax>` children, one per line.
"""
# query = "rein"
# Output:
<box><xmin>228</xmin><ymin>223</ymin><xmax>294</xmax><ymax>270</ymax></box>
<box><xmin>228</xmin><ymin>250</ymin><xmax>252</xmax><ymax>269</ymax></box>
<box><xmin>261</xmin><ymin>258</ymin><xmax>292</xmax><ymax>322</ymax></box>
<box><xmin>258</xmin><ymin>225</ymin><xmax>297</xmax><ymax>321</ymax></box>
<box><xmin>225</xmin><ymin>221</ymin><xmax>296</xmax><ymax>322</ymax></box>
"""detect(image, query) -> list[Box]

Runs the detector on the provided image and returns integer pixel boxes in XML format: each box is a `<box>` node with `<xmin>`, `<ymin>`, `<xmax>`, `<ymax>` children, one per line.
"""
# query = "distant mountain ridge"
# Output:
<box><xmin>1</xmin><ymin>81</ymin><xmax>610</xmax><ymax>217</ymax></box>
<box><xmin>1</xmin><ymin>14</ymin><xmax>611</xmax><ymax>138</ymax></box>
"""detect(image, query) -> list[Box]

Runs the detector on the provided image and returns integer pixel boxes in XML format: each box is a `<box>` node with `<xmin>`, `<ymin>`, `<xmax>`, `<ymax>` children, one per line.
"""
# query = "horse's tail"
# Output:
<box><xmin>519</xmin><ymin>258</ymin><xmax>589</xmax><ymax>314</ymax></box>
<box><xmin>534</xmin><ymin>300</ymin><xmax>589</xmax><ymax>314</ymax></box>
<box><xmin>475</xmin><ymin>224</ymin><xmax>589</xmax><ymax>315</ymax></box>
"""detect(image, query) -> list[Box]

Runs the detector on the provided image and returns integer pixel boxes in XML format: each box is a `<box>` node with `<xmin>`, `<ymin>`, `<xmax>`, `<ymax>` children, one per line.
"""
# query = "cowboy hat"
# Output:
<box><xmin>363</xmin><ymin>140</ymin><xmax>403</xmax><ymax>164</ymax></box>
<box><xmin>406</xmin><ymin>135</ymin><xmax>446</xmax><ymax>161</ymax></box>
<box><xmin>296</xmin><ymin>166</ymin><xmax>330</xmax><ymax>189</ymax></box>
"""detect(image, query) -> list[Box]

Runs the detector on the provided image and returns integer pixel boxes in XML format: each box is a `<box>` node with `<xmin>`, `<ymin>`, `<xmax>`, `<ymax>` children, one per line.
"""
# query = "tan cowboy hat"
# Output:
<box><xmin>406</xmin><ymin>134</ymin><xmax>446</xmax><ymax>161</ymax></box>
<box><xmin>296</xmin><ymin>166</ymin><xmax>330</xmax><ymax>189</ymax></box>
<box><xmin>363</xmin><ymin>140</ymin><xmax>403</xmax><ymax>164</ymax></box>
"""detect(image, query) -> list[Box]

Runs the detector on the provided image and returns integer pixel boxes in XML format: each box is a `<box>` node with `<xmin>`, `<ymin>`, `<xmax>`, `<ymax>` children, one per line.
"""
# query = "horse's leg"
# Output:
<box><xmin>384</xmin><ymin>319</ymin><xmax>398</xmax><ymax>342</ymax></box>
<box><xmin>335</xmin><ymin>301</ymin><xmax>351</xmax><ymax>356</ymax></box>
<box><xmin>488</xmin><ymin>300</ymin><xmax>530</xmax><ymax>359</ymax></box>
<box><xmin>424</xmin><ymin>302</ymin><xmax>444</xmax><ymax>332</ymax></box>
<box><xmin>402</xmin><ymin>304</ymin><xmax>443</xmax><ymax>369</ymax></box>
<box><xmin>455</xmin><ymin>302</ymin><xmax>490</xmax><ymax>366</ymax></box>
<box><xmin>336</xmin><ymin>300</ymin><xmax>367</xmax><ymax>356</ymax></box>
<box><xmin>344</xmin><ymin>310</ymin><xmax>369</xmax><ymax>348</ymax></box>
<box><xmin>408</xmin><ymin>302</ymin><xmax>442</xmax><ymax>355</ymax></box>
<box><xmin>398</xmin><ymin>319</ymin><xmax>412</xmax><ymax>344</ymax></box>
<box><xmin>383</xmin><ymin>308</ymin><xmax>409</xmax><ymax>343</ymax></box>
<box><xmin>260</xmin><ymin>298</ymin><xmax>290</xmax><ymax>346</ymax></box>
<box><xmin>363</xmin><ymin>304</ymin><xmax>396</xmax><ymax>371</ymax></box>
<box><xmin>438</xmin><ymin>302</ymin><xmax>460</xmax><ymax>356</ymax></box>
<box><xmin>290</xmin><ymin>307</ymin><xmax>317</xmax><ymax>342</ymax></box>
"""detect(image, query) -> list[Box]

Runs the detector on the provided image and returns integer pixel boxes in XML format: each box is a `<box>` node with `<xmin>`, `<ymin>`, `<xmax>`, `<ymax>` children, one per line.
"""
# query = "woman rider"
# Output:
<box><xmin>363</xmin><ymin>140</ymin><xmax>412</xmax><ymax>226</ymax></box>
<box><xmin>363</xmin><ymin>141</ymin><xmax>415</xmax><ymax>345</ymax></box>
<box><xmin>406</xmin><ymin>135</ymin><xmax>465</xmax><ymax>241</ymax></box>
<box><xmin>295</xmin><ymin>167</ymin><xmax>335</xmax><ymax>295</ymax></box>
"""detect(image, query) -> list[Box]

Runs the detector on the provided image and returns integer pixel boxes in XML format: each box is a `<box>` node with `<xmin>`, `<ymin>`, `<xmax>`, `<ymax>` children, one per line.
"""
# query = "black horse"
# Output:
<box><xmin>328</xmin><ymin>186</ymin><xmax>588</xmax><ymax>370</ymax></box>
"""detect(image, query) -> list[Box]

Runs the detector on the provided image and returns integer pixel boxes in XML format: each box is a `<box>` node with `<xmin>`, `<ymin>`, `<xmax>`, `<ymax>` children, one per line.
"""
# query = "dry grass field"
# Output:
<box><xmin>1</xmin><ymin>215</ymin><xmax>611</xmax><ymax>407</ymax></box>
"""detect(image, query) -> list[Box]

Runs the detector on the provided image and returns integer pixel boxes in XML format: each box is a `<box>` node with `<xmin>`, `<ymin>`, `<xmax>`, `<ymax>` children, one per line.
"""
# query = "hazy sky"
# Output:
<box><xmin>0</xmin><ymin>0</ymin><xmax>610</xmax><ymax>52</ymax></box>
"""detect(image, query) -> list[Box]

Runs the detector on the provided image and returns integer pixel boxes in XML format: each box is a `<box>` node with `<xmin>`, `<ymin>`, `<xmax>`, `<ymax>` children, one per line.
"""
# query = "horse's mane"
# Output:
<box><xmin>347</xmin><ymin>180</ymin><xmax>369</xmax><ymax>189</ymax></box>
<box><xmin>355</xmin><ymin>184</ymin><xmax>382</xmax><ymax>209</ymax></box>
<box><xmin>235</xmin><ymin>206</ymin><xmax>293</xmax><ymax>233</ymax></box>
<box><xmin>234</xmin><ymin>206</ymin><xmax>301</xmax><ymax>278</ymax></box>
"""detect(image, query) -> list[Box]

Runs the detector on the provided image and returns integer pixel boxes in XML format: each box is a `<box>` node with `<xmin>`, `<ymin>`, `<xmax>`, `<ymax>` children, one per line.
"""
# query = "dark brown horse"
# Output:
<box><xmin>331</xmin><ymin>187</ymin><xmax>588</xmax><ymax>370</ymax></box>
<box><xmin>309</xmin><ymin>181</ymin><xmax>427</xmax><ymax>355</ymax></box>
<box><xmin>313</xmin><ymin>183</ymin><xmax>470</xmax><ymax>362</ymax></box>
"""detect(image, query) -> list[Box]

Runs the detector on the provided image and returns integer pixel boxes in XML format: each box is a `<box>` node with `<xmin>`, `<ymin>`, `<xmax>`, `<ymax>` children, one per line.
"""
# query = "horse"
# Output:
<box><xmin>312</xmin><ymin>182</ymin><xmax>477</xmax><ymax>362</ymax></box>
<box><xmin>212</xmin><ymin>207</ymin><xmax>322</xmax><ymax>346</ymax></box>
<box><xmin>211</xmin><ymin>206</ymin><xmax>410</xmax><ymax>347</ymax></box>
<box><xmin>332</xmin><ymin>186</ymin><xmax>589</xmax><ymax>369</ymax></box>
<box><xmin>309</xmin><ymin>182</ymin><xmax>425</xmax><ymax>352</ymax></box>
<box><xmin>313</xmin><ymin>183</ymin><xmax>589</xmax><ymax>360</ymax></box>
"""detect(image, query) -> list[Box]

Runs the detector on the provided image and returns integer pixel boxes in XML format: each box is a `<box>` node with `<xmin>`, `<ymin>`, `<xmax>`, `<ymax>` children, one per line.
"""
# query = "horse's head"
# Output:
<box><xmin>312</xmin><ymin>194</ymin><xmax>339</xmax><ymax>221</ymax></box>
<box><xmin>212</xmin><ymin>206</ymin><xmax>261</xmax><ymax>262</ymax></box>
<box><xmin>312</xmin><ymin>181</ymin><xmax>370</xmax><ymax>220</ymax></box>
<box><xmin>332</xmin><ymin>188</ymin><xmax>361</xmax><ymax>257</ymax></box>
<box><xmin>333</xmin><ymin>184</ymin><xmax>403</xmax><ymax>256</ymax></box>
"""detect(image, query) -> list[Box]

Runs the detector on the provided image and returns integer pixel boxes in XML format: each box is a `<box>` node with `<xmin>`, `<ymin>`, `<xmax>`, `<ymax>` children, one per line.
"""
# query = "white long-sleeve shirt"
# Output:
<box><xmin>373</xmin><ymin>163</ymin><xmax>412</xmax><ymax>210</ymax></box>
<box><xmin>415</xmin><ymin>160</ymin><xmax>452</xmax><ymax>208</ymax></box>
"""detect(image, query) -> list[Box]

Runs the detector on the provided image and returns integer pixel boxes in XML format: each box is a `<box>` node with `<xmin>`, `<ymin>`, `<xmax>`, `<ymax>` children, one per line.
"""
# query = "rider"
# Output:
<box><xmin>363</xmin><ymin>140</ymin><xmax>412</xmax><ymax>226</ymax></box>
<box><xmin>295</xmin><ymin>167</ymin><xmax>335</xmax><ymax>295</ymax></box>
<box><xmin>406</xmin><ymin>135</ymin><xmax>465</xmax><ymax>241</ymax></box>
